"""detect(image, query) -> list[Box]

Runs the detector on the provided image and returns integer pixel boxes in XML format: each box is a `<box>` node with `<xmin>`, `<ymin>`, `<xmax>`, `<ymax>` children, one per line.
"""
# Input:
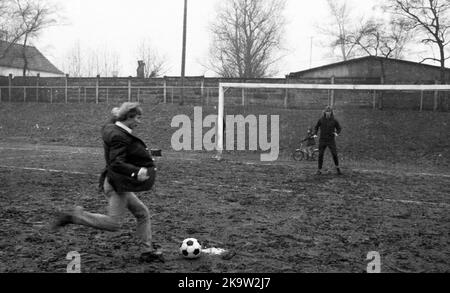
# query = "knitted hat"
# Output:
<box><xmin>111</xmin><ymin>102</ymin><xmax>142</xmax><ymax>120</ymax></box>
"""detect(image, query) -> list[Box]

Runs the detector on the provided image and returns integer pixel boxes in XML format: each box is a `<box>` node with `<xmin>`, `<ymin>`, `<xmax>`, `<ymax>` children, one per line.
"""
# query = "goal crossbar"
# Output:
<box><xmin>215</xmin><ymin>82</ymin><xmax>450</xmax><ymax>156</ymax></box>
<box><xmin>219</xmin><ymin>82</ymin><xmax>450</xmax><ymax>91</ymax></box>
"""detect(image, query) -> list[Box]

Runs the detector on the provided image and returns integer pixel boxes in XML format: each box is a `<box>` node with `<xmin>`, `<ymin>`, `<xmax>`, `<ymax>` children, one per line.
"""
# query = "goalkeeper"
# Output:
<box><xmin>314</xmin><ymin>106</ymin><xmax>342</xmax><ymax>175</ymax></box>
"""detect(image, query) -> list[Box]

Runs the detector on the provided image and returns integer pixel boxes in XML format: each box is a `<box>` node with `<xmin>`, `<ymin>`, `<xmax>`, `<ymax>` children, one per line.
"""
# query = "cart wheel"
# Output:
<box><xmin>292</xmin><ymin>150</ymin><xmax>304</xmax><ymax>161</ymax></box>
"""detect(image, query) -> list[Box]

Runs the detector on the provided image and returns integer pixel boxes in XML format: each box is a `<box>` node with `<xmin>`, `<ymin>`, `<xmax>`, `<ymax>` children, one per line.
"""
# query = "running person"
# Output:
<box><xmin>51</xmin><ymin>102</ymin><xmax>163</xmax><ymax>262</ymax></box>
<box><xmin>314</xmin><ymin>106</ymin><xmax>342</xmax><ymax>175</ymax></box>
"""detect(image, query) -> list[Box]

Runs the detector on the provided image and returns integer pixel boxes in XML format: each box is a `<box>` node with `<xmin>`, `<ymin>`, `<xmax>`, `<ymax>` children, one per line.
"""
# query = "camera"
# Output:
<box><xmin>150</xmin><ymin>149</ymin><xmax>162</xmax><ymax>157</ymax></box>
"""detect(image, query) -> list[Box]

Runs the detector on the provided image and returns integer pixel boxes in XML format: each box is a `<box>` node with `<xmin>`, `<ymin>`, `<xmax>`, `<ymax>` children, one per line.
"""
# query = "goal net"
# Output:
<box><xmin>214</xmin><ymin>82</ymin><xmax>450</xmax><ymax>166</ymax></box>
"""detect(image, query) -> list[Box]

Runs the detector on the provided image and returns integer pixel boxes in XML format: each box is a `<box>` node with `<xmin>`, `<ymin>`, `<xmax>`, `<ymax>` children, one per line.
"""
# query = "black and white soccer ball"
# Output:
<box><xmin>179</xmin><ymin>238</ymin><xmax>202</xmax><ymax>259</ymax></box>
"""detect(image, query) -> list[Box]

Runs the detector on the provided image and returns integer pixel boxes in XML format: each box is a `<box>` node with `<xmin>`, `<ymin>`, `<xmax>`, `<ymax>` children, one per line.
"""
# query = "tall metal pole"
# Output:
<box><xmin>180</xmin><ymin>0</ymin><xmax>188</xmax><ymax>105</ymax></box>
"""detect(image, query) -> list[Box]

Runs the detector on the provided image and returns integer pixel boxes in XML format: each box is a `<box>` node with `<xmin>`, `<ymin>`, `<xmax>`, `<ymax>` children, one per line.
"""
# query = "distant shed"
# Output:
<box><xmin>288</xmin><ymin>56</ymin><xmax>450</xmax><ymax>84</ymax></box>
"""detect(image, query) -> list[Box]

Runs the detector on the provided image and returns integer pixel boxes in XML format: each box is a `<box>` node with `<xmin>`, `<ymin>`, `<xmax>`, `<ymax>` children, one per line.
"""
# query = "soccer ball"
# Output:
<box><xmin>180</xmin><ymin>238</ymin><xmax>202</xmax><ymax>259</ymax></box>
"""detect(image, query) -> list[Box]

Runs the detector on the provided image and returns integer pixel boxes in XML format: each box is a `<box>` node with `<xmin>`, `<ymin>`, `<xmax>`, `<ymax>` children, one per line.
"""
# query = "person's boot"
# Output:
<box><xmin>316</xmin><ymin>169</ymin><xmax>322</xmax><ymax>175</ymax></box>
<box><xmin>51</xmin><ymin>206</ymin><xmax>84</xmax><ymax>230</ymax></box>
<box><xmin>139</xmin><ymin>243</ymin><xmax>165</xmax><ymax>263</ymax></box>
<box><xmin>51</xmin><ymin>211</ymin><xmax>74</xmax><ymax>230</ymax></box>
<box><xmin>336</xmin><ymin>168</ymin><xmax>342</xmax><ymax>175</ymax></box>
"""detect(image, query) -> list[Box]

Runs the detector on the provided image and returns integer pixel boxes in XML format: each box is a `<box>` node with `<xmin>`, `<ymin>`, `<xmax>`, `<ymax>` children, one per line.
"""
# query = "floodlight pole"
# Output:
<box><xmin>180</xmin><ymin>0</ymin><xmax>188</xmax><ymax>106</ymax></box>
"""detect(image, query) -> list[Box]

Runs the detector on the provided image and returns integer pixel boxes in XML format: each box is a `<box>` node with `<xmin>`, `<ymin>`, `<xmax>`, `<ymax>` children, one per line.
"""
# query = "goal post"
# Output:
<box><xmin>215</xmin><ymin>82</ymin><xmax>450</xmax><ymax>158</ymax></box>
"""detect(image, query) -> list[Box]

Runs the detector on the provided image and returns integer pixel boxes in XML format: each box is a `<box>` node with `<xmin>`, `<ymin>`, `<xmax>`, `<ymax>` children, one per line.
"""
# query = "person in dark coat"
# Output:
<box><xmin>314</xmin><ymin>106</ymin><xmax>342</xmax><ymax>175</ymax></box>
<box><xmin>52</xmin><ymin>102</ymin><xmax>163</xmax><ymax>262</ymax></box>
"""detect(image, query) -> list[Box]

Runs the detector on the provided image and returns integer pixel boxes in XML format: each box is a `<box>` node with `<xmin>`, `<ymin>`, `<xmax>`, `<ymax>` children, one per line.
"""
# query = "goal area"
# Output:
<box><xmin>215</xmin><ymin>82</ymin><xmax>450</xmax><ymax>161</ymax></box>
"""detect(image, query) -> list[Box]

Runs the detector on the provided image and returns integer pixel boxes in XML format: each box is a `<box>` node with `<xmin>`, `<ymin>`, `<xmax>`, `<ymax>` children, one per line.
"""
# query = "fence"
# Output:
<box><xmin>0</xmin><ymin>75</ymin><xmax>448</xmax><ymax>111</ymax></box>
<box><xmin>0</xmin><ymin>85</ymin><xmax>221</xmax><ymax>106</ymax></box>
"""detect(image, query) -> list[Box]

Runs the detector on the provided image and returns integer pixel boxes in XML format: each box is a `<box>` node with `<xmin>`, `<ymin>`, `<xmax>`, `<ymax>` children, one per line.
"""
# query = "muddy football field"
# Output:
<box><xmin>0</xmin><ymin>142</ymin><xmax>449</xmax><ymax>273</ymax></box>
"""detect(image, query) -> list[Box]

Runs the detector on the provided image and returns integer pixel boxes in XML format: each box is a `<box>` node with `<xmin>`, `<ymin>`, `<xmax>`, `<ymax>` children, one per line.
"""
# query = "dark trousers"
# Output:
<box><xmin>318</xmin><ymin>140</ymin><xmax>339</xmax><ymax>169</ymax></box>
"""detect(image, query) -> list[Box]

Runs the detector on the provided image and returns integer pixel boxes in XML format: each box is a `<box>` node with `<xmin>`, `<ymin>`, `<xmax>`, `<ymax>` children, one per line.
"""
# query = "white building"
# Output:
<box><xmin>0</xmin><ymin>40</ymin><xmax>64</xmax><ymax>77</ymax></box>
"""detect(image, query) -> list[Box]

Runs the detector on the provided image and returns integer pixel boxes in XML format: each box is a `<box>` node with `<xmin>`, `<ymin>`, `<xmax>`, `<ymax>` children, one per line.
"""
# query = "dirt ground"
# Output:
<box><xmin>0</xmin><ymin>143</ymin><xmax>448</xmax><ymax>273</ymax></box>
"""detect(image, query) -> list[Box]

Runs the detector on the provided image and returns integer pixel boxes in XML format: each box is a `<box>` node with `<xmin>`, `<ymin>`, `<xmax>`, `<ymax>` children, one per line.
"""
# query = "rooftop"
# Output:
<box><xmin>0</xmin><ymin>40</ymin><xmax>63</xmax><ymax>75</ymax></box>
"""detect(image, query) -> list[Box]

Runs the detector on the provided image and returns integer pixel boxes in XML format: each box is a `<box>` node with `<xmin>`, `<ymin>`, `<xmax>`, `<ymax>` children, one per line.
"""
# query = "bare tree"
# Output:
<box><xmin>101</xmin><ymin>47</ymin><xmax>121</xmax><ymax>77</ymax></box>
<box><xmin>90</xmin><ymin>47</ymin><xmax>121</xmax><ymax>77</ymax></box>
<box><xmin>63</xmin><ymin>40</ymin><xmax>83</xmax><ymax>77</ymax></box>
<box><xmin>0</xmin><ymin>1</ymin><xmax>10</xmax><ymax>34</ymax></box>
<box><xmin>319</xmin><ymin>0</ymin><xmax>412</xmax><ymax>63</ymax></box>
<box><xmin>136</xmin><ymin>39</ymin><xmax>168</xmax><ymax>78</ymax></box>
<box><xmin>347</xmin><ymin>18</ymin><xmax>412</xmax><ymax>59</ymax></box>
<box><xmin>110</xmin><ymin>51</ymin><xmax>121</xmax><ymax>77</ymax></box>
<box><xmin>0</xmin><ymin>0</ymin><xmax>26</xmax><ymax>58</ymax></box>
<box><xmin>62</xmin><ymin>42</ymin><xmax>122</xmax><ymax>77</ymax></box>
<box><xmin>11</xmin><ymin>0</ymin><xmax>59</xmax><ymax>76</ymax></box>
<box><xmin>317</xmin><ymin>0</ymin><xmax>358</xmax><ymax>61</ymax></box>
<box><xmin>82</xmin><ymin>49</ymin><xmax>95</xmax><ymax>77</ymax></box>
<box><xmin>384</xmin><ymin>0</ymin><xmax>450</xmax><ymax>84</ymax></box>
<box><xmin>208</xmin><ymin>0</ymin><xmax>286</xmax><ymax>78</ymax></box>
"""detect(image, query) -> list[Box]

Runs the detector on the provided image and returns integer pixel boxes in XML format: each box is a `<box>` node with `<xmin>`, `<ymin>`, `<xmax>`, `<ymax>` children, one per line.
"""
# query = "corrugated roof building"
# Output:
<box><xmin>288</xmin><ymin>56</ymin><xmax>450</xmax><ymax>84</ymax></box>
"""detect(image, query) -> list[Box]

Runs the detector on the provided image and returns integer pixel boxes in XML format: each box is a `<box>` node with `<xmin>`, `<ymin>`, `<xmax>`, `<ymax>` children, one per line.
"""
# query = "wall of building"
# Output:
<box><xmin>0</xmin><ymin>67</ymin><xmax>64</xmax><ymax>77</ymax></box>
<box><xmin>292</xmin><ymin>58</ymin><xmax>450</xmax><ymax>84</ymax></box>
<box><xmin>380</xmin><ymin>59</ymin><xmax>450</xmax><ymax>83</ymax></box>
<box><xmin>296</xmin><ymin>59</ymin><xmax>377</xmax><ymax>79</ymax></box>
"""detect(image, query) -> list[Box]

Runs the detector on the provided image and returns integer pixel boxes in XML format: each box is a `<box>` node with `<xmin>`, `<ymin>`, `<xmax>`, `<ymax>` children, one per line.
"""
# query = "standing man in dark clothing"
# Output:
<box><xmin>314</xmin><ymin>106</ymin><xmax>342</xmax><ymax>175</ymax></box>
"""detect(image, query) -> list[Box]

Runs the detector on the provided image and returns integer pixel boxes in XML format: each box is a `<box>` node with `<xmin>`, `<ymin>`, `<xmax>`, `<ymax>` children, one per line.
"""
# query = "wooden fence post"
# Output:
<box><xmin>378</xmin><ymin>76</ymin><xmax>384</xmax><ymax>110</ymax></box>
<box><xmin>65</xmin><ymin>74</ymin><xmax>69</xmax><ymax>103</ymax></box>
<box><xmin>8</xmin><ymin>74</ymin><xmax>12</xmax><ymax>102</ymax></box>
<box><xmin>201</xmin><ymin>77</ymin><xmax>205</xmax><ymax>105</ymax></box>
<box><xmin>128</xmin><ymin>76</ymin><xmax>132</xmax><ymax>102</ymax></box>
<box><xmin>163</xmin><ymin>77</ymin><xmax>167</xmax><ymax>104</ymax></box>
<box><xmin>96</xmin><ymin>75</ymin><xmax>100</xmax><ymax>104</ymax></box>
<box><xmin>433</xmin><ymin>80</ymin><xmax>439</xmax><ymax>111</ymax></box>
<box><xmin>36</xmin><ymin>73</ymin><xmax>40</xmax><ymax>102</ymax></box>
<box><xmin>330</xmin><ymin>76</ymin><xmax>335</xmax><ymax>107</ymax></box>
<box><xmin>420</xmin><ymin>90</ymin><xmax>424</xmax><ymax>112</ymax></box>
<box><xmin>284</xmin><ymin>76</ymin><xmax>289</xmax><ymax>109</ymax></box>
<box><xmin>372</xmin><ymin>90</ymin><xmax>377</xmax><ymax>110</ymax></box>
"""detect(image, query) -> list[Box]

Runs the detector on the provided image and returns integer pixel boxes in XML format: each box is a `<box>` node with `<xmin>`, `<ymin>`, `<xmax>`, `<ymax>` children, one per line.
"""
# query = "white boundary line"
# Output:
<box><xmin>0</xmin><ymin>146</ymin><xmax>101</xmax><ymax>155</ymax></box>
<box><xmin>0</xmin><ymin>165</ymin><xmax>92</xmax><ymax>175</ymax></box>
<box><xmin>350</xmin><ymin>194</ymin><xmax>450</xmax><ymax>208</ymax></box>
<box><xmin>1</xmin><ymin>154</ymin><xmax>53</xmax><ymax>161</ymax></box>
<box><xmin>1</xmin><ymin>145</ymin><xmax>449</xmax><ymax>207</ymax></box>
<box><xmin>1</xmin><ymin>145</ymin><xmax>450</xmax><ymax>178</ymax></box>
<box><xmin>0</xmin><ymin>164</ymin><xmax>448</xmax><ymax>208</ymax></box>
<box><xmin>356</xmin><ymin>168</ymin><xmax>450</xmax><ymax>179</ymax></box>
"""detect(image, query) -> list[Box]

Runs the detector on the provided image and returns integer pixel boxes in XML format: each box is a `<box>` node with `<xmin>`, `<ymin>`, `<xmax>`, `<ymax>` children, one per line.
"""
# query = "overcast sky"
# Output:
<box><xmin>36</xmin><ymin>0</ymin><xmax>429</xmax><ymax>77</ymax></box>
